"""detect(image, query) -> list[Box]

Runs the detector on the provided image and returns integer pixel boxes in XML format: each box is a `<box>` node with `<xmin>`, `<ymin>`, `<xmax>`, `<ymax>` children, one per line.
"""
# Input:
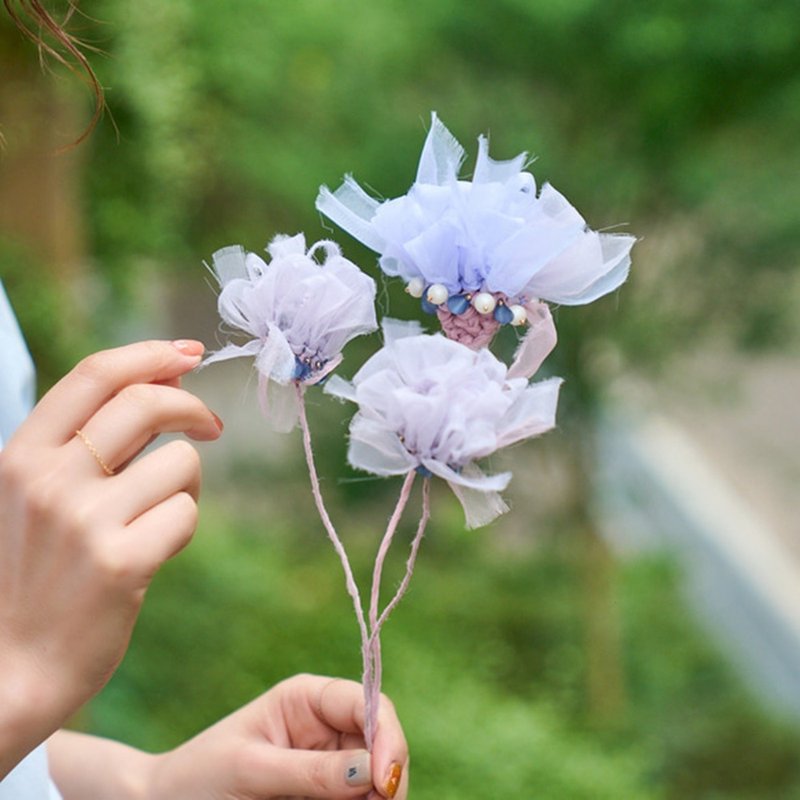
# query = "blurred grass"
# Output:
<box><xmin>86</xmin><ymin>483</ymin><xmax>800</xmax><ymax>799</ymax></box>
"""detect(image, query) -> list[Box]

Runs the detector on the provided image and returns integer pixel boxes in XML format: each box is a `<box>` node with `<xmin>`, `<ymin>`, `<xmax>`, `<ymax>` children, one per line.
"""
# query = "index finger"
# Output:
<box><xmin>16</xmin><ymin>339</ymin><xmax>205</xmax><ymax>446</ymax></box>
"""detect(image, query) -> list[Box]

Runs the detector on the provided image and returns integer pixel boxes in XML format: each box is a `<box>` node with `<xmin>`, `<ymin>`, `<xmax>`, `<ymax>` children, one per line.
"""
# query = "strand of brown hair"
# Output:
<box><xmin>3</xmin><ymin>0</ymin><xmax>105</xmax><ymax>148</ymax></box>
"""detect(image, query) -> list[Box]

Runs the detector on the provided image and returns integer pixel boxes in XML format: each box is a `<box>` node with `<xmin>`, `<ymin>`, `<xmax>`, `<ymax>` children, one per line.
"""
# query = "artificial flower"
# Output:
<box><xmin>317</xmin><ymin>112</ymin><xmax>635</xmax><ymax>345</ymax></box>
<box><xmin>204</xmin><ymin>233</ymin><xmax>378</xmax><ymax>431</ymax></box>
<box><xmin>325</xmin><ymin>320</ymin><xmax>562</xmax><ymax>528</ymax></box>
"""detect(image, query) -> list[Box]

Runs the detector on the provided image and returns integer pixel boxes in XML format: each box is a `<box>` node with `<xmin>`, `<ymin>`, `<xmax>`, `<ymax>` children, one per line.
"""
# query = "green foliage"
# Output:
<box><xmin>0</xmin><ymin>239</ymin><xmax>86</xmax><ymax>388</ymax></box>
<box><xmin>87</xmin><ymin>500</ymin><xmax>800</xmax><ymax>798</ymax></box>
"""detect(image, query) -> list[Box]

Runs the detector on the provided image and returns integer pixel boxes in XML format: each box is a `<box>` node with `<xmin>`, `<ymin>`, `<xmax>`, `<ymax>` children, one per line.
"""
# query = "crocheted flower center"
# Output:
<box><xmin>436</xmin><ymin>305</ymin><xmax>500</xmax><ymax>350</ymax></box>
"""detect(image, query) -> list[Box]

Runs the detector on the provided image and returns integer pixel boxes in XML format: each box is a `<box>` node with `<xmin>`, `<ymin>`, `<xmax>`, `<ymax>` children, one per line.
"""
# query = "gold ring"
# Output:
<box><xmin>75</xmin><ymin>429</ymin><xmax>115</xmax><ymax>476</ymax></box>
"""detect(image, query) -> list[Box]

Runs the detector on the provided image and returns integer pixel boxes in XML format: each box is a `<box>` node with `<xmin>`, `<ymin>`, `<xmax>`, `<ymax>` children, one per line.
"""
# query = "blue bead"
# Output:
<box><xmin>293</xmin><ymin>358</ymin><xmax>312</xmax><ymax>381</ymax></box>
<box><xmin>420</xmin><ymin>296</ymin><xmax>439</xmax><ymax>315</ymax></box>
<box><xmin>447</xmin><ymin>294</ymin><xmax>470</xmax><ymax>315</ymax></box>
<box><xmin>493</xmin><ymin>303</ymin><xmax>514</xmax><ymax>325</ymax></box>
<box><xmin>416</xmin><ymin>464</ymin><xmax>433</xmax><ymax>478</ymax></box>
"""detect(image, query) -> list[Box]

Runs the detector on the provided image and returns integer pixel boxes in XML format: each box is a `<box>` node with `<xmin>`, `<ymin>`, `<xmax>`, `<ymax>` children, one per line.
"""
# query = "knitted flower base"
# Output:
<box><xmin>436</xmin><ymin>303</ymin><xmax>500</xmax><ymax>349</ymax></box>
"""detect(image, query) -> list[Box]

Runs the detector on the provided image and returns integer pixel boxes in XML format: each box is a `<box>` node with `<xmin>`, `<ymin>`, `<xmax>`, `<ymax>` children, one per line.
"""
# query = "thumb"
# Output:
<box><xmin>257</xmin><ymin>747</ymin><xmax>373</xmax><ymax>798</ymax></box>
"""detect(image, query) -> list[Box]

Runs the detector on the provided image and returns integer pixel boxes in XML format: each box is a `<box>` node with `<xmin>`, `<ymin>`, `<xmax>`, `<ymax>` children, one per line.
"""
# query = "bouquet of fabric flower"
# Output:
<box><xmin>203</xmin><ymin>113</ymin><xmax>635</xmax><ymax>748</ymax></box>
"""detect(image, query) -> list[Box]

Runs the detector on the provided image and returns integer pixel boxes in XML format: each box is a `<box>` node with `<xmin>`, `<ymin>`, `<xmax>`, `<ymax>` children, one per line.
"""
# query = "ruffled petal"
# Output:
<box><xmin>473</xmin><ymin>134</ymin><xmax>530</xmax><ymax>185</ymax></box>
<box><xmin>507</xmin><ymin>301</ymin><xmax>557</xmax><ymax>380</ymax></box>
<box><xmin>323</xmin><ymin>373</ymin><xmax>356</xmax><ymax>403</ymax></box>
<box><xmin>267</xmin><ymin>232</ymin><xmax>308</xmax><ymax>260</ymax></box>
<box><xmin>201</xmin><ymin>339</ymin><xmax>262</xmax><ymax>367</ymax></box>
<box><xmin>315</xmin><ymin>177</ymin><xmax>385</xmax><ymax>253</ymax></box>
<box><xmin>486</xmin><ymin>216</ymin><xmax>584</xmax><ymax>298</ymax></box>
<box><xmin>316</xmin><ymin>115</ymin><xmax>634</xmax><ymax>326</ymax></box>
<box><xmin>262</xmin><ymin>378</ymin><xmax>299</xmax><ymax>433</ymax></box>
<box><xmin>416</xmin><ymin>111</ymin><xmax>465</xmax><ymax>185</ymax></box>
<box><xmin>254</xmin><ymin>323</ymin><xmax>296</xmax><ymax>384</ymax></box>
<box><xmin>210</xmin><ymin>245</ymin><xmax>249</xmax><ymax>286</ymax></box>
<box><xmin>448</xmin><ymin>482</ymin><xmax>510</xmax><ymax>530</ymax></box>
<box><xmin>495</xmin><ymin>377</ymin><xmax>562</xmax><ymax>450</ymax></box>
<box><xmin>425</xmin><ymin>462</ymin><xmax>511</xmax><ymax>529</ymax></box>
<box><xmin>423</xmin><ymin>458</ymin><xmax>511</xmax><ymax>492</ymax></box>
<box><xmin>349</xmin><ymin>415</ymin><xmax>417</xmax><ymax>475</ymax></box>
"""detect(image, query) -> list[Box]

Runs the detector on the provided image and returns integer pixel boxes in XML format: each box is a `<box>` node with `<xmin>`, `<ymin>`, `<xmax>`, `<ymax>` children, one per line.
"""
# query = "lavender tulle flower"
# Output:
<box><xmin>324</xmin><ymin>320</ymin><xmax>562</xmax><ymax>528</ymax></box>
<box><xmin>204</xmin><ymin>233</ymin><xmax>378</xmax><ymax>431</ymax></box>
<box><xmin>317</xmin><ymin>112</ymin><xmax>635</xmax><ymax>345</ymax></box>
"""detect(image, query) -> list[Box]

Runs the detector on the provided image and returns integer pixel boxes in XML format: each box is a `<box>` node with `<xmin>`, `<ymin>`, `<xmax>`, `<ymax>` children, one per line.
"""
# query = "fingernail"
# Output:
<box><xmin>172</xmin><ymin>339</ymin><xmax>205</xmax><ymax>357</ymax></box>
<box><xmin>384</xmin><ymin>763</ymin><xmax>402</xmax><ymax>798</ymax></box>
<box><xmin>212</xmin><ymin>412</ymin><xmax>224</xmax><ymax>432</ymax></box>
<box><xmin>345</xmin><ymin>751</ymin><xmax>371</xmax><ymax>787</ymax></box>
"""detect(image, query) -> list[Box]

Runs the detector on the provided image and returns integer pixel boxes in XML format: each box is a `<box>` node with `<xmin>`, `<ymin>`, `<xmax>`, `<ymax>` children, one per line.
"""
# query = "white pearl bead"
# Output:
<box><xmin>426</xmin><ymin>283</ymin><xmax>448</xmax><ymax>305</ymax></box>
<box><xmin>510</xmin><ymin>304</ymin><xmax>528</xmax><ymax>326</ymax></box>
<box><xmin>472</xmin><ymin>292</ymin><xmax>496</xmax><ymax>315</ymax></box>
<box><xmin>405</xmin><ymin>277</ymin><xmax>425</xmax><ymax>298</ymax></box>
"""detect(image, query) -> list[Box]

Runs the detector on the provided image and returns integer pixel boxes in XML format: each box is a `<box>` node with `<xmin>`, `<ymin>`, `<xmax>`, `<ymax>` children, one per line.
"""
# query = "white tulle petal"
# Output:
<box><xmin>524</xmin><ymin>227</ymin><xmax>634</xmax><ymax>305</ymax></box>
<box><xmin>495</xmin><ymin>377</ymin><xmax>562</xmax><ymax>450</ymax></box>
<box><xmin>416</xmin><ymin>111</ymin><xmax>466</xmax><ymax>185</ymax></box>
<box><xmin>381</xmin><ymin>317</ymin><xmax>425</xmax><ymax>344</ymax></box>
<box><xmin>323</xmin><ymin>374</ymin><xmax>357</xmax><ymax>402</ymax></box>
<box><xmin>448</xmin><ymin>482</ymin><xmax>510</xmax><ymax>530</ymax></box>
<box><xmin>203</xmin><ymin>232</ymin><xmax>378</xmax><ymax>429</ymax></box>
<box><xmin>316</xmin><ymin>180</ymin><xmax>386</xmax><ymax>253</ymax></box>
<box><xmin>211</xmin><ymin>245</ymin><xmax>249</xmax><ymax>286</ymax></box>
<box><xmin>473</xmin><ymin>134</ymin><xmax>529</xmax><ymax>185</ymax></box>
<box><xmin>424</xmin><ymin>459</ymin><xmax>511</xmax><ymax>492</ymax></box>
<box><xmin>201</xmin><ymin>339</ymin><xmax>262</xmax><ymax>367</ymax></box>
<box><xmin>317</xmin><ymin>114</ymin><xmax>635</xmax><ymax>312</ymax></box>
<box><xmin>255</xmin><ymin>324</ymin><xmax>296</xmax><ymax>384</ymax></box>
<box><xmin>349</xmin><ymin>415</ymin><xmax>417</xmax><ymax>475</ymax></box>
<box><xmin>264</xmin><ymin>379</ymin><xmax>299</xmax><ymax>433</ymax></box>
<box><xmin>333</xmin><ymin>329</ymin><xmax>561</xmax><ymax>527</ymax></box>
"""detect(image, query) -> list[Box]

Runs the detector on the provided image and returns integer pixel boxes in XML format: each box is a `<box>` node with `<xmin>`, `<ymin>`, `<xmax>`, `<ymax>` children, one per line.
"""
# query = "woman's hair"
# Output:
<box><xmin>3</xmin><ymin>0</ymin><xmax>104</xmax><ymax>145</ymax></box>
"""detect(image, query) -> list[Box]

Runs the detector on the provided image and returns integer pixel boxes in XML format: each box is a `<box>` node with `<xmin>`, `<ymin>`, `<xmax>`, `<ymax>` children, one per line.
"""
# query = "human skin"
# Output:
<box><xmin>0</xmin><ymin>339</ymin><xmax>408</xmax><ymax>798</ymax></box>
<box><xmin>49</xmin><ymin>674</ymin><xmax>409</xmax><ymax>800</ymax></box>
<box><xmin>0</xmin><ymin>339</ymin><xmax>220</xmax><ymax>775</ymax></box>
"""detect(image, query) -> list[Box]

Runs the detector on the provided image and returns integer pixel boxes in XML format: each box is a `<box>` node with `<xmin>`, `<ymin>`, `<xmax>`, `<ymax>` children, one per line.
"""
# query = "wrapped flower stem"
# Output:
<box><xmin>366</xmin><ymin>475</ymin><xmax>430</xmax><ymax>747</ymax></box>
<box><xmin>295</xmin><ymin>383</ymin><xmax>369</xmax><ymax>648</ymax></box>
<box><xmin>294</xmin><ymin>384</ymin><xmax>431</xmax><ymax>749</ymax></box>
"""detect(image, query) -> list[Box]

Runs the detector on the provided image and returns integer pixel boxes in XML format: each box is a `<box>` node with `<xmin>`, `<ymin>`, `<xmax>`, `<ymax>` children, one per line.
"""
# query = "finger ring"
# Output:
<box><xmin>75</xmin><ymin>429</ymin><xmax>115</xmax><ymax>476</ymax></box>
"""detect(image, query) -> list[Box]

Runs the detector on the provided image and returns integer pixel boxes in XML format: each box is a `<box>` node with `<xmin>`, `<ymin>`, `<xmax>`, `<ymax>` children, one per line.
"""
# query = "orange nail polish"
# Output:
<box><xmin>384</xmin><ymin>763</ymin><xmax>402</xmax><ymax>798</ymax></box>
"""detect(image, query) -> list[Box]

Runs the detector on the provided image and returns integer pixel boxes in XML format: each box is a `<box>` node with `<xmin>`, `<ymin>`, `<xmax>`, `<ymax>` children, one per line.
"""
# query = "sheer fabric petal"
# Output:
<box><xmin>316</xmin><ymin>112</ymin><xmax>634</xmax><ymax>309</ymax></box>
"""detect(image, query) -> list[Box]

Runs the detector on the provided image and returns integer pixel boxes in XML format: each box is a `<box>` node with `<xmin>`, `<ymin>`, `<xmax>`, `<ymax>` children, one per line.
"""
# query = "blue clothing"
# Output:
<box><xmin>0</xmin><ymin>280</ymin><xmax>62</xmax><ymax>800</ymax></box>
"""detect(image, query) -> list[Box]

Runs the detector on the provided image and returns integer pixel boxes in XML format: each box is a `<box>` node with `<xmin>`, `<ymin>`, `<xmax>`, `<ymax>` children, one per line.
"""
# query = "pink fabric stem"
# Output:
<box><xmin>294</xmin><ymin>384</ymin><xmax>370</xmax><ymax>672</ymax></box>
<box><xmin>366</xmin><ymin>477</ymin><xmax>431</xmax><ymax>742</ymax></box>
<box><xmin>295</xmin><ymin>386</ymin><xmax>432</xmax><ymax>751</ymax></box>
<box><xmin>364</xmin><ymin>469</ymin><xmax>417</xmax><ymax>747</ymax></box>
<box><xmin>373</xmin><ymin>477</ymin><xmax>431</xmax><ymax>635</ymax></box>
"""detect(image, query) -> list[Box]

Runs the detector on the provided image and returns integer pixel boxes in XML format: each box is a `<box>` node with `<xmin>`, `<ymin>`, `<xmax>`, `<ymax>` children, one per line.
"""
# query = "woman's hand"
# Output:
<box><xmin>0</xmin><ymin>340</ymin><xmax>222</xmax><ymax>775</ymax></box>
<box><xmin>147</xmin><ymin>674</ymin><xmax>409</xmax><ymax>800</ymax></box>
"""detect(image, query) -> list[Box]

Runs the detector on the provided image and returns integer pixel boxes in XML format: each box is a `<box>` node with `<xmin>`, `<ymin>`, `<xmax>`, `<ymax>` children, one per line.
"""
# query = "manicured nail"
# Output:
<box><xmin>172</xmin><ymin>339</ymin><xmax>205</xmax><ymax>357</ymax></box>
<box><xmin>384</xmin><ymin>763</ymin><xmax>402</xmax><ymax>798</ymax></box>
<box><xmin>212</xmin><ymin>412</ymin><xmax>224</xmax><ymax>432</ymax></box>
<box><xmin>345</xmin><ymin>751</ymin><xmax>371</xmax><ymax>787</ymax></box>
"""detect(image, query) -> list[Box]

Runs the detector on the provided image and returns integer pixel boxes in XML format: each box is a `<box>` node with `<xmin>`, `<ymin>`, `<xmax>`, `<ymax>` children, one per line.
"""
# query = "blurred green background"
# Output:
<box><xmin>2</xmin><ymin>1</ymin><xmax>800</xmax><ymax>797</ymax></box>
